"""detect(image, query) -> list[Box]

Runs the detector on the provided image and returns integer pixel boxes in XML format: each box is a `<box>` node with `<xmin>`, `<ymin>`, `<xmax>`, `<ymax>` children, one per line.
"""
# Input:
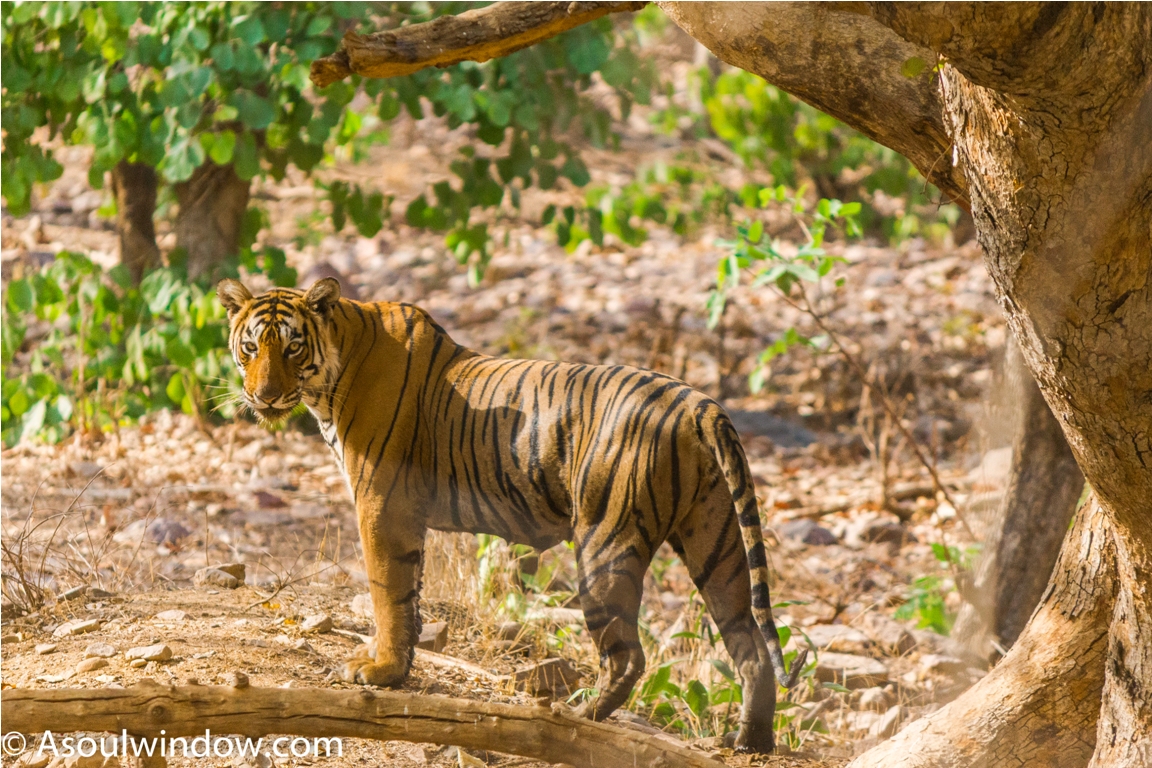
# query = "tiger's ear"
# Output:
<box><xmin>305</xmin><ymin>277</ymin><xmax>341</xmax><ymax>315</ymax></box>
<box><xmin>216</xmin><ymin>279</ymin><xmax>252</xmax><ymax>316</ymax></box>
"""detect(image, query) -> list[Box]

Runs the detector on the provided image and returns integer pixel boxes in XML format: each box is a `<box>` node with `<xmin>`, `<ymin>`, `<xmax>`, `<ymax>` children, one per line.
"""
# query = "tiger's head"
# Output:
<box><xmin>216</xmin><ymin>278</ymin><xmax>341</xmax><ymax>423</ymax></box>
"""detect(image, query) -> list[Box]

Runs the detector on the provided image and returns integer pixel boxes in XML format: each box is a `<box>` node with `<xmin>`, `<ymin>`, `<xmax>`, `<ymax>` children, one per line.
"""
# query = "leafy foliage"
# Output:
<box><xmin>0</xmin><ymin>252</ymin><xmax>276</xmax><ymax>447</ymax></box>
<box><xmin>1</xmin><ymin>1</ymin><xmax>404</xmax><ymax>253</ymax></box>
<box><xmin>670</xmin><ymin>68</ymin><xmax>962</xmax><ymax>240</ymax></box>
<box><xmin>709</xmin><ymin>187</ymin><xmax>864</xmax><ymax>394</ymax></box>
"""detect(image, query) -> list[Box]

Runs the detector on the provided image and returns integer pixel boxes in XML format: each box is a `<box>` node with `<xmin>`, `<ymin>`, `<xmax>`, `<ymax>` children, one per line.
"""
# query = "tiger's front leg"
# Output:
<box><xmin>342</xmin><ymin>500</ymin><xmax>425</xmax><ymax>687</ymax></box>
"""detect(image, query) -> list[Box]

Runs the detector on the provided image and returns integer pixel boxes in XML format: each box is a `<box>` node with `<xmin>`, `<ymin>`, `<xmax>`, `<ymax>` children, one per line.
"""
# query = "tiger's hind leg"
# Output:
<box><xmin>571</xmin><ymin>542</ymin><xmax>649</xmax><ymax>721</ymax></box>
<box><xmin>670</xmin><ymin>508</ymin><xmax>779</xmax><ymax>753</ymax></box>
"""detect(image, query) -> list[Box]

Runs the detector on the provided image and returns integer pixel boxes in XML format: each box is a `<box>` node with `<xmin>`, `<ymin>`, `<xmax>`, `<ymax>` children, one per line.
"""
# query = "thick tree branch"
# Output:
<box><xmin>310</xmin><ymin>1</ymin><xmax>648</xmax><ymax>88</ymax></box>
<box><xmin>868</xmin><ymin>3</ymin><xmax>1152</xmax><ymax>106</ymax></box>
<box><xmin>1</xmin><ymin>684</ymin><xmax>720</xmax><ymax>768</ymax></box>
<box><xmin>658</xmin><ymin>2</ymin><xmax>968</xmax><ymax>208</ymax></box>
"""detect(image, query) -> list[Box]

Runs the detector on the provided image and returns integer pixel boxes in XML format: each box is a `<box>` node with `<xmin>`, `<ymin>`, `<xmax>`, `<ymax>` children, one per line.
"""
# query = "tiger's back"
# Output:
<box><xmin>219</xmin><ymin>278</ymin><xmax>804</xmax><ymax>754</ymax></box>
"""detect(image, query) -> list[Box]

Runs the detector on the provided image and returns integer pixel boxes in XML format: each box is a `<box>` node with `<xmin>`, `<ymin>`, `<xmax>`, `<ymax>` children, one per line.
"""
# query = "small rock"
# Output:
<box><xmin>125</xmin><ymin>643</ymin><xmax>173</xmax><ymax>662</ymax></box>
<box><xmin>301</xmin><ymin>614</ymin><xmax>334</xmax><ymax>634</ymax></box>
<box><xmin>416</xmin><ymin>621</ymin><xmax>448</xmax><ymax>652</ymax></box>
<box><xmin>351</xmin><ymin>593</ymin><xmax>373</xmax><ymax>617</ymax></box>
<box><xmin>130</xmin><ymin>659</ymin><xmax>148</xmax><ymax>668</ymax></box>
<box><xmin>801</xmin><ymin>624</ymin><xmax>872</xmax><ymax>654</ymax></box>
<box><xmin>453</xmin><ymin>747</ymin><xmax>486</xmax><ymax>768</ymax></box>
<box><xmin>254</xmin><ymin>490</ymin><xmax>288</xmax><ymax>508</ymax></box>
<box><xmin>511</xmin><ymin>658</ymin><xmax>581</xmax><ymax>696</ymax></box>
<box><xmin>155</xmin><ymin>609</ymin><xmax>187</xmax><ymax>621</ymax></box>
<box><xmin>293</xmin><ymin>639</ymin><xmax>315</xmax><ymax>652</ymax></box>
<box><xmin>76</xmin><ymin>657</ymin><xmax>109</xmax><ymax>673</ymax></box>
<box><xmin>862</xmin><ymin>521</ymin><xmax>917</xmax><ymax>545</ymax></box>
<box><xmin>1</xmin><ymin>632</ymin><xmax>22</xmax><ymax>643</ymax></box>
<box><xmin>149</xmin><ymin>518</ymin><xmax>192</xmax><ymax>544</ymax></box>
<box><xmin>910</xmin><ymin>628</ymin><xmax>947</xmax><ymax>654</ymax></box>
<box><xmin>497</xmin><ymin>621</ymin><xmax>526</xmax><ymax>641</ymax></box>
<box><xmin>87</xmin><ymin>587</ymin><xmax>114</xmax><ymax>599</ymax></box>
<box><xmin>224</xmin><ymin>671</ymin><xmax>250</xmax><ymax>688</ymax></box>
<box><xmin>814</xmin><ymin>652</ymin><xmax>890</xmax><ymax>689</ymax></box>
<box><xmin>777</xmin><ymin>519</ymin><xmax>838</xmax><ymax>546</ymax></box>
<box><xmin>919</xmin><ymin>653</ymin><xmax>968</xmax><ymax>676</ymax></box>
<box><xmin>53</xmin><ymin>619</ymin><xmax>102</xmax><ymax>638</ymax></box>
<box><xmin>857</xmin><ymin>686</ymin><xmax>892</xmax><ymax>710</ymax></box>
<box><xmin>194</xmin><ymin>567</ymin><xmax>239</xmax><ymax>590</ymax></box>
<box><xmin>868</xmin><ymin>705</ymin><xmax>904</xmax><ymax>738</ymax></box>
<box><xmin>61</xmin><ymin>754</ymin><xmax>117</xmax><ymax>768</ymax></box>
<box><xmin>215</xmin><ymin>562</ymin><xmax>247</xmax><ymax>580</ymax></box>
<box><xmin>232</xmin><ymin>752</ymin><xmax>272</xmax><ymax>768</ymax></box>
<box><xmin>59</xmin><ymin>585</ymin><xmax>89</xmax><ymax>602</ymax></box>
<box><xmin>84</xmin><ymin>642</ymin><xmax>117</xmax><ymax>659</ymax></box>
<box><xmin>36</xmin><ymin>643</ymin><xmax>58</xmax><ymax>655</ymax></box>
<box><xmin>861</xmin><ymin>613</ymin><xmax>917</xmax><ymax>655</ymax></box>
<box><xmin>12</xmin><ymin>750</ymin><xmax>52</xmax><ymax>768</ymax></box>
<box><xmin>842</xmin><ymin>710</ymin><xmax>880</xmax><ymax>735</ymax></box>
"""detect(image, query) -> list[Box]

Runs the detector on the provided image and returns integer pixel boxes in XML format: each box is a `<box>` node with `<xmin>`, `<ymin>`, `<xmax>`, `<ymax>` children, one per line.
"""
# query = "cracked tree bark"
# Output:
<box><xmin>951</xmin><ymin>335</ymin><xmax>1085</xmax><ymax>662</ymax></box>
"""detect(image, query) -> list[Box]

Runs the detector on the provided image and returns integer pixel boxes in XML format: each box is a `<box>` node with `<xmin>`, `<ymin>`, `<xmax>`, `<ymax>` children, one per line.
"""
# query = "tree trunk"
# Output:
<box><xmin>951</xmin><ymin>335</ymin><xmax>1084</xmax><ymax>662</ymax></box>
<box><xmin>110</xmin><ymin>161</ymin><xmax>161</xmax><ymax>284</ymax></box>
<box><xmin>173</xmin><ymin>162</ymin><xmax>250</xmax><ymax>281</ymax></box>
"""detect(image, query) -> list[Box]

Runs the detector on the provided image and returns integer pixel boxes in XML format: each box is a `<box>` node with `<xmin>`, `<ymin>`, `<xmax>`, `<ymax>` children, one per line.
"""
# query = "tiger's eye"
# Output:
<box><xmin>287</xmin><ymin>341</ymin><xmax>304</xmax><ymax>356</ymax></box>
<box><xmin>241</xmin><ymin>342</ymin><xmax>258</xmax><ymax>356</ymax></box>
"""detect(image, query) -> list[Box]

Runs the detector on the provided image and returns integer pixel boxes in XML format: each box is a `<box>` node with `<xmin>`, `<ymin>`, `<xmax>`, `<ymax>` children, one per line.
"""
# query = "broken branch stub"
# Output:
<box><xmin>310</xmin><ymin>1</ymin><xmax>649</xmax><ymax>87</ymax></box>
<box><xmin>2</xmin><ymin>683</ymin><xmax>719</xmax><ymax>768</ymax></box>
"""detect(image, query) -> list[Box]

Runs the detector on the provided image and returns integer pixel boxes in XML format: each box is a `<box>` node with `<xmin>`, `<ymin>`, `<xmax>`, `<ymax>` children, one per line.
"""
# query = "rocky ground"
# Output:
<box><xmin>2</xmin><ymin>48</ymin><xmax>1017</xmax><ymax>768</ymax></box>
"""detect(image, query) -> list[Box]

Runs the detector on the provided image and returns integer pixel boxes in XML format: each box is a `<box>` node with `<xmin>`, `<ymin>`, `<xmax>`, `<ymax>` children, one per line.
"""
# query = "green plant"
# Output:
<box><xmin>709</xmin><ymin>186</ymin><xmax>862</xmax><ymax>394</ymax></box>
<box><xmin>895</xmin><ymin>574</ymin><xmax>954</xmax><ymax>635</ymax></box>
<box><xmin>895</xmin><ymin>543</ymin><xmax>980</xmax><ymax>635</ymax></box>
<box><xmin>660</xmin><ymin>66</ymin><xmax>961</xmax><ymax>240</ymax></box>
<box><xmin>0</xmin><ymin>252</ymin><xmax>259</xmax><ymax>446</ymax></box>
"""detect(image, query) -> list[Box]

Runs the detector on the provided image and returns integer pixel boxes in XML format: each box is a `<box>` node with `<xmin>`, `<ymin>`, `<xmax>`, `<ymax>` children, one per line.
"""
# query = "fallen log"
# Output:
<box><xmin>310</xmin><ymin>1</ymin><xmax>648</xmax><ymax>87</ymax></box>
<box><xmin>1</xmin><ymin>682</ymin><xmax>718</xmax><ymax>768</ymax></box>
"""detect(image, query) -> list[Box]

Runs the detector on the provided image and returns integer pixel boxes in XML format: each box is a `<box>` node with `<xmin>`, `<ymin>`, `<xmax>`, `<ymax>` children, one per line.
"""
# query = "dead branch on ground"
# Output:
<box><xmin>2</xmin><ymin>682</ymin><xmax>720</xmax><ymax>768</ymax></box>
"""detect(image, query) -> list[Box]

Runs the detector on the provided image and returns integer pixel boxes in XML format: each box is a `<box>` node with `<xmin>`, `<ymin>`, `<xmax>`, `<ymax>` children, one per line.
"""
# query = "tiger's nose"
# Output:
<box><xmin>253</xmin><ymin>382</ymin><xmax>283</xmax><ymax>405</ymax></box>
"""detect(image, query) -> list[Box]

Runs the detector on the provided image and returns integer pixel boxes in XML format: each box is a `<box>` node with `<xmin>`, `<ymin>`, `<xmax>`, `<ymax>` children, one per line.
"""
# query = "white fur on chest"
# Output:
<box><xmin>316</xmin><ymin>418</ymin><xmax>355</xmax><ymax>502</ymax></box>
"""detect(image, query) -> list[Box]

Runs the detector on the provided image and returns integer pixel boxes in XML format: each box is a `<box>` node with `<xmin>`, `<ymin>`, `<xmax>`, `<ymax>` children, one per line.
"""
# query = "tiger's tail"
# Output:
<box><xmin>710</xmin><ymin>410</ymin><xmax>809</xmax><ymax>689</ymax></box>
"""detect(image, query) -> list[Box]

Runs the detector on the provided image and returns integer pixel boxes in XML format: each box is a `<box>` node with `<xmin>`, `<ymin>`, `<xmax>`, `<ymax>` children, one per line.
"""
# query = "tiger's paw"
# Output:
<box><xmin>729</xmin><ymin>723</ymin><xmax>775</xmax><ymax>755</ymax></box>
<box><xmin>341</xmin><ymin>645</ymin><xmax>410</xmax><ymax>687</ymax></box>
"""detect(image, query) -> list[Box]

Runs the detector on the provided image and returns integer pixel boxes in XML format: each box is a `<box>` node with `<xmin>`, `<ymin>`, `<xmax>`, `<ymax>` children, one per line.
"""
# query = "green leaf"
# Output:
<box><xmin>748</xmin><ymin>219</ymin><xmax>764</xmax><ymax>243</ymax></box>
<box><xmin>164</xmin><ymin>337</ymin><xmax>196</xmax><ymax>368</ymax></box>
<box><xmin>207</xmin><ymin>130</ymin><xmax>236</xmax><ymax>164</ymax></box>
<box><xmin>166</xmin><ymin>372</ymin><xmax>186</xmax><ymax>404</ymax></box>
<box><xmin>162</xmin><ymin>135</ymin><xmax>205</xmax><ymax>183</ymax></box>
<box><xmin>233</xmin><ymin>131</ymin><xmax>261</xmax><ymax>179</ymax></box>
<box><xmin>232</xmin><ymin>15</ymin><xmax>267</xmax><ymax>46</ymax></box>
<box><xmin>232</xmin><ymin>91</ymin><xmax>276</xmax><ymax>130</ymax></box>
<box><xmin>901</xmin><ymin>57</ymin><xmax>927</xmax><ymax>78</ymax></box>
<box><xmin>709</xmin><ymin>659</ymin><xmax>736</xmax><ymax>682</ymax></box>
<box><xmin>6</xmin><ymin>279</ymin><xmax>35</xmax><ymax>313</ymax></box>
<box><xmin>683</xmin><ymin>680</ymin><xmax>710</xmax><ymax>718</ymax></box>
<box><xmin>21</xmin><ymin>398</ymin><xmax>47</xmax><ymax>442</ymax></box>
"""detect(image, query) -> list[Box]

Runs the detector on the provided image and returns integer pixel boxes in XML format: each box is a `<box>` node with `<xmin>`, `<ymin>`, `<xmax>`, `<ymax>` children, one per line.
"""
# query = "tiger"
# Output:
<box><xmin>217</xmin><ymin>277</ymin><xmax>809</xmax><ymax>753</ymax></box>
